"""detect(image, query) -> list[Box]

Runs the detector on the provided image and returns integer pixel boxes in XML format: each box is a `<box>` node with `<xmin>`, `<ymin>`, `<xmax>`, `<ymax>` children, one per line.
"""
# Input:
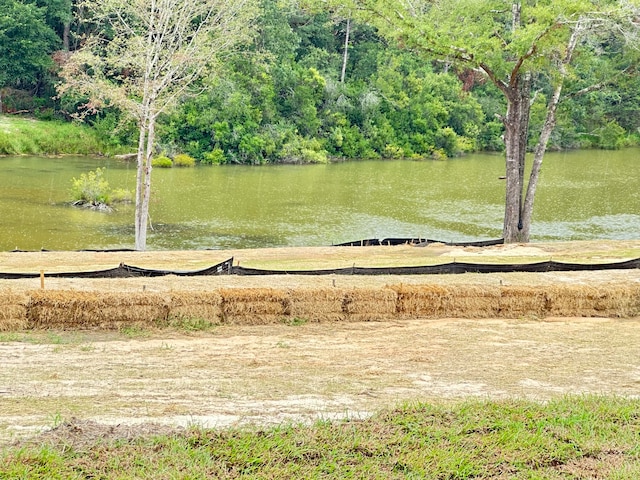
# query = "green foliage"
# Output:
<box><xmin>0</xmin><ymin>0</ymin><xmax>60</xmax><ymax>91</ymax></box>
<box><xmin>70</xmin><ymin>168</ymin><xmax>110</xmax><ymax>204</ymax></box>
<box><xmin>70</xmin><ymin>167</ymin><xmax>131</xmax><ymax>207</ymax></box>
<box><xmin>166</xmin><ymin>317</ymin><xmax>217</xmax><ymax>332</ymax></box>
<box><xmin>0</xmin><ymin>117</ymin><xmax>115</xmax><ymax>155</ymax></box>
<box><xmin>5</xmin><ymin>0</ymin><xmax>639</xmax><ymax>162</ymax></box>
<box><xmin>152</xmin><ymin>156</ymin><xmax>173</xmax><ymax>168</ymax></box>
<box><xmin>201</xmin><ymin>148</ymin><xmax>226</xmax><ymax>165</ymax></box>
<box><xmin>173</xmin><ymin>153</ymin><xmax>196</xmax><ymax>167</ymax></box>
<box><xmin>597</xmin><ymin>120</ymin><xmax>627</xmax><ymax>150</ymax></box>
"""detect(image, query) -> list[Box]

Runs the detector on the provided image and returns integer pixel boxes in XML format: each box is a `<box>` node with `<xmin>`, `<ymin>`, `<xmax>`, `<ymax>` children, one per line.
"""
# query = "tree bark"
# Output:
<box><xmin>502</xmin><ymin>73</ymin><xmax>531</xmax><ymax>243</ymax></box>
<box><xmin>134</xmin><ymin>115</ymin><xmax>148</xmax><ymax>251</ymax></box>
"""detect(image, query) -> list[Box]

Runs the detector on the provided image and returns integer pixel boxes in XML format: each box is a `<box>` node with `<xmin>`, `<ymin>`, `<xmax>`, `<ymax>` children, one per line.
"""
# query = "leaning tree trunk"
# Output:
<box><xmin>503</xmin><ymin>73</ymin><xmax>531</xmax><ymax>243</ymax></box>
<box><xmin>520</xmin><ymin>25</ymin><xmax>581</xmax><ymax>240</ymax></box>
<box><xmin>340</xmin><ymin>16</ymin><xmax>351</xmax><ymax>84</ymax></box>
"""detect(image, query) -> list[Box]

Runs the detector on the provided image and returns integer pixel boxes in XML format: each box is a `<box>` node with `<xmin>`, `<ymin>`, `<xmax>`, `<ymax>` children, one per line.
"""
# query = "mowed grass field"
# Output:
<box><xmin>1</xmin><ymin>240</ymin><xmax>639</xmax><ymax>478</ymax></box>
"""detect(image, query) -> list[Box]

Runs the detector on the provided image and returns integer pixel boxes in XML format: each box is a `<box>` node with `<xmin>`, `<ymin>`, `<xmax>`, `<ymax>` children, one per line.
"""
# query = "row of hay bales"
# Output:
<box><xmin>0</xmin><ymin>284</ymin><xmax>639</xmax><ymax>331</ymax></box>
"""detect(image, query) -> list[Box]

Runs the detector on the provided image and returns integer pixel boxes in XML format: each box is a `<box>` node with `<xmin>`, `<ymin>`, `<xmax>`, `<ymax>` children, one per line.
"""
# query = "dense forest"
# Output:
<box><xmin>2</xmin><ymin>0</ymin><xmax>639</xmax><ymax>164</ymax></box>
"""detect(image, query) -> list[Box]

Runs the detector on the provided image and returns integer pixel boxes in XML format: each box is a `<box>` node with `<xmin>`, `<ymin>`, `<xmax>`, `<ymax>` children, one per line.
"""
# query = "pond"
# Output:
<box><xmin>1</xmin><ymin>149</ymin><xmax>638</xmax><ymax>251</ymax></box>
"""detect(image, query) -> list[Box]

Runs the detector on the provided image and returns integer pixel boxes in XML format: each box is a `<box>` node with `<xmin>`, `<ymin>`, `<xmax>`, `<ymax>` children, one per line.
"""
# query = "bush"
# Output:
<box><xmin>202</xmin><ymin>148</ymin><xmax>226</xmax><ymax>165</ymax></box>
<box><xmin>597</xmin><ymin>121</ymin><xmax>626</xmax><ymax>150</ymax></box>
<box><xmin>173</xmin><ymin>153</ymin><xmax>196</xmax><ymax>167</ymax></box>
<box><xmin>71</xmin><ymin>168</ymin><xmax>110</xmax><ymax>204</ymax></box>
<box><xmin>70</xmin><ymin>168</ymin><xmax>132</xmax><ymax>208</ymax></box>
<box><xmin>152</xmin><ymin>156</ymin><xmax>173</xmax><ymax>168</ymax></box>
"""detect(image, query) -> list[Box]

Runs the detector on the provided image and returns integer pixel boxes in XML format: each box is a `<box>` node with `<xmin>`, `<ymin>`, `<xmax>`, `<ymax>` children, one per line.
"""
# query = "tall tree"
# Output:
<box><xmin>0</xmin><ymin>0</ymin><xmax>60</xmax><ymax>112</ymax></box>
<box><xmin>59</xmin><ymin>0</ymin><xmax>256</xmax><ymax>250</ymax></box>
<box><xmin>351</xmin><ymin>0</ymin><xmax>640</xmax><ymax>242</ymax></box>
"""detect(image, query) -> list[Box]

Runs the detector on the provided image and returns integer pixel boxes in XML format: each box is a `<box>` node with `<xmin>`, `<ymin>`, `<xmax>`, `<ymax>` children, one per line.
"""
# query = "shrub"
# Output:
<box><xmin>71</xmin><ymin>168</ymin><xmax>110</xmax><ymax>204</ymax></box>
<box><xmin>70</xmin><ymin>168</ymin><xmax>132</xmax><ymax>208</ymax></box>
<box><xmin>152</xmin><ymin>155</ymin><xmax>173</xmax><ymax>168</ymax></box>
<box><xmin>173</xmin><ymin>153</ymin><xmax>196</xmax><ymax>167</ymax></box>
<box><xmin>202</xmin><ymin>148</ymin><xmax>226</xmax><ymax>165</ymax></box>
<box><xmin>597</xmin><ymin>121</ymin><xmax>626</xmax><ymax>150</ymax></box>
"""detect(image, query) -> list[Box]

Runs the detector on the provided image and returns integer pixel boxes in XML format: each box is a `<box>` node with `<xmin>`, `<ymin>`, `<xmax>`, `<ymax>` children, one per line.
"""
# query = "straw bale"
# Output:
<box><xmin>545</xmin><ymin>284</ymin><xmax>640</xmax><ymax>318</ymax></box>
<box><xmin>391</xmin><ymin>284</ymin><xmax>501</xmax><ymax>318</ymax></box>
<box><xmin>169</xmin><ymin>291</ymin><xmax>223</xmax><ymax>322</ymax></box>
<box><xmin>289</xmin><ymin>288</ymin><xmax>345</xmax><ymax>321</ymax></box>
<box><xmin>391</xmin><ymin>284</ymin><xmax>451</xmax><ymax>317</ymax></box>
<box><xmin>27</xmin><ymin>290</ymin><xmax>170</xmax><ymax>329</ymax></box>
<box><xmin>0</xmin><ymin>291</ymin><xmax>28</xmax><ymax>330</ymax></box>
<box><xmin>342</xmin><ymin>288</ymin><xmax>396</xmax><ymax>314</ymax></box>
<box><xmin>498</xmin><ymin>286</ymin><xmax>548</xmax><ymax>318</ymax></box>
<box><xmin>219</xmin><ymin>288</ymin><xmax>290</xmax><ymax>316</ymax></box>
<box><xmin>438</xmin><ymin>285</ymin><xmax>501</xmax><ymax>318</ymax></box>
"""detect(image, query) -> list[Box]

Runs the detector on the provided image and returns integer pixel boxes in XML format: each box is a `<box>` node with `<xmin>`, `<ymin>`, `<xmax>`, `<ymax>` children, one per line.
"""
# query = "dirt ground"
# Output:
<box><xmin>1</xmin><ymin>240</ymin><xmax>640</xmax><ymax>445</ymax></box>
<box><xmin>2</xmin><ymin>317</ymin><xmax>639</xmax><ymax>445</ymax></box>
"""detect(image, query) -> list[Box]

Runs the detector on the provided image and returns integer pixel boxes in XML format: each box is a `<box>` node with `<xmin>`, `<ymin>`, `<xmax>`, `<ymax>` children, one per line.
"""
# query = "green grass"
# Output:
<box><xmin>2</xmin><ymin>396</ymin><xmax>639</xmax><ymax>478</ymax></box>
<box><xmin>0</xmin><ymin>116</ymin><xmax>123</xmax><ymax>156</ymax></box>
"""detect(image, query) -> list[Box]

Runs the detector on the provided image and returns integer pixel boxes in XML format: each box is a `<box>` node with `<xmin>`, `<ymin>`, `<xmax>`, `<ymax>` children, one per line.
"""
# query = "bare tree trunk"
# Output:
<box><xmin>138</xmin><ymin>116</ymin><xmax>155</xmax><ymax>251</ymax></box>
<box><xmin>63</xmin><ymin>22</ymin><xmax>70</xmax><ymax>51</ymax></box>
<box><xmin>519</xmin><ymin>83</ymin><xmax>561</xmax><ymax>240</ymax></box>
<box><xmin>340</xmin><ymin>17</ymin><xmax>351</xmax><ymax>83</ymax></box>
<box><xmin>503</xmin><ymin>74</ymin><xmax>531</xmax><ymax>243</ymax></box>
<box><xmin>134</xmin><ymin>116</ymin><xmax>148</xmax><ymax>250</ymax></box>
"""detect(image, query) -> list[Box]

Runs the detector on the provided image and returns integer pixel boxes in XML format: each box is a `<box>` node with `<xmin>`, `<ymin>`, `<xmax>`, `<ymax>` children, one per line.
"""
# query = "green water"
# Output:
<box><xmin>0</xmin><ymin>149</ymin><xmax>638</xmax><ymax>251</ymax></box>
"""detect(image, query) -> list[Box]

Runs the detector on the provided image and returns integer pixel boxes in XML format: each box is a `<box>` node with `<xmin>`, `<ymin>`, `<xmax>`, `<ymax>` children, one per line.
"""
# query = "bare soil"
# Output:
<box><xmin>2</xmin><ymin>317</ymin><xmax>640</xmax><ymax>445</ymax></box>
<box><xmin>1</xmin><ymin>240</ymin><xmax>640</xmax><ymax>445</ymax></box>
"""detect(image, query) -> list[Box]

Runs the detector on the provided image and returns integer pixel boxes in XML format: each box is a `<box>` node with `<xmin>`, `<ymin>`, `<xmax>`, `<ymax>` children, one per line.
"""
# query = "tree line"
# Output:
<box><xmin>3</xmin><ymin>0</ymin><xmax>639</xmax><ymax>164</ymax></box>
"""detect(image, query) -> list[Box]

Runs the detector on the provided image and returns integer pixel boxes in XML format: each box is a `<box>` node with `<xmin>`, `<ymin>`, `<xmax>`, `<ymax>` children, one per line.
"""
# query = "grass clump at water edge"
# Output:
<box><xmin>2</xmin><ymin>396</ymin><xmax>639</xmax><ymax>478</ymax></box>
<box><xmin>0</xmin><ymin>116</ymin><xmax>125</xmax><ymax>156</ymax></box>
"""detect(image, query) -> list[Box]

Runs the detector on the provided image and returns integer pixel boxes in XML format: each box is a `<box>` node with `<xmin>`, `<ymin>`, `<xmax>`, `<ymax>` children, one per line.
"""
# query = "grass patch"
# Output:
<box><xmin>281</xmin><ymin>316</ymin><xmax>309</xmax><ymax>326</ymax></box>
<box><xmin>165</xmin><ymin>317</ymin><xmax>217</xmax><ymax>332</ymax></box>
<box><xmin>2</xmin><ymin>396</ymin><xmax>639</xmax><ymax>478</ymax></box>
<box><xmin>0</xmin><ymin>116</ymin><xmax>125</xmax><ymax>156</ymax></box>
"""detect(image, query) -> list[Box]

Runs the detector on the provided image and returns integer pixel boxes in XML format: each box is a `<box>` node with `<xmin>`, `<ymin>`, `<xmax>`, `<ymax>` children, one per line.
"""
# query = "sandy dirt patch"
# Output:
<box><xmin>1</xmin><ymin>317</ymin><xmax>639</xmax><ymax>445</ymax></box>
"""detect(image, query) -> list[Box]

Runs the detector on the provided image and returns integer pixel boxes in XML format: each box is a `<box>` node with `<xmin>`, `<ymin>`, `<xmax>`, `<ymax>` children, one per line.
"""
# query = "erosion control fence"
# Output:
<box><xmin>2</xmin><ymin>257</ymin><xmax>640</xmax><ymax>279</ymax></box>
<box><xmin>1</xmin><ymin>284</ymin><xmax>639</xmax><ymax>331</ymax></box>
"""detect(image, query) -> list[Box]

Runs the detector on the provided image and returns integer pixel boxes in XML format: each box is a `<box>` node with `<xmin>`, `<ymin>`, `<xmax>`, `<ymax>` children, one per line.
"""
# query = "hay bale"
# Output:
<box><xmin>0</xmin><ymin>290</ymin><xmax>28</xmax><ymax>331</ymax></box>
<box><xmin>498</xmin><ymin>286</ymin><xmax>548</xmax><ymax>318</ymax></box>
<box><xmin>169</xmin><ymin>291</ymin><xmax>223</xmax><ymax>322</ymax></box>
<box><xmin>546</xmin><ymin>284</ymin><xmax>640</xmax><ymax>318</ymax></box>
<box><xmin>391</xmin><ymin>284</ymin><xmax>450</xmax><ymax>317</ymax></box>
<box><xmin>595</xmin><ymin>284</ymin><xmax>640</xmax><ymax>317</ymax></box>
<box><xmin>27</xmin><ymin>290</ymin><xmax>170</xmax><ymax>330</ymax></box>
<box><xmin>440</xmin><ymin>285</ymin><xmax>501</xmax><ymax>318</ymax></box>
<box><xmin>219</xmin><ymin>288</ymin><xmax>290</xmax><ymax>324</ymax></box>
<box><xmin>342</xmin><ymin>288</ymin><xmax>397</xmax><ymax>322</ymax></box>
<box><xmin>391</xmin><ymin>284</ymin><xmax>500</xmax><ymax>318</ymax></box>
<box><xmin>289</xmin><ymin>288</ymin><xmax>346</xmax><ymax>322</ymax></box>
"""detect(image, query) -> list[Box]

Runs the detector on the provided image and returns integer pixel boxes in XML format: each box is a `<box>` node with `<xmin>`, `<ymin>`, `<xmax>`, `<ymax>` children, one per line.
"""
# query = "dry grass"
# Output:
<box><xmin>0</xmin><ymin>290</ymin><xmax>28</xmax><ymax>331</ymax></box>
